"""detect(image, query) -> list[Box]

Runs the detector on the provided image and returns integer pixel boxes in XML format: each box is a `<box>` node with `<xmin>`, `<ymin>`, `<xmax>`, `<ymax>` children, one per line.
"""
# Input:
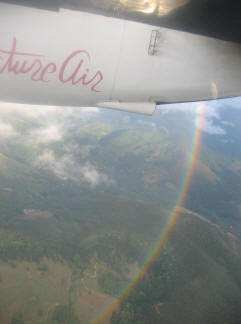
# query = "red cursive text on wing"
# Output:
<box><xmin>0</xmin><ymin>38</ymin><xmax>103</xmax><ymax>92</ymax></box>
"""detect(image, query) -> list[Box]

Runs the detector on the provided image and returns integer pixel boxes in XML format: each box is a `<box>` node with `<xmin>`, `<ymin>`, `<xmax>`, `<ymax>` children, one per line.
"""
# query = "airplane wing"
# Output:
<box><xmin>0</xmin><ymin>0</ymin><xmax>240</xmax><ymax>114</ymax></box>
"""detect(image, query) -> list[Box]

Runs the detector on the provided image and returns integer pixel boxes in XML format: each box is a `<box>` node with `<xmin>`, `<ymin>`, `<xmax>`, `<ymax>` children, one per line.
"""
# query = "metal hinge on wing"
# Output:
<box><xmin>148</xmin><ymin>29</ymin><xmax>161</xmax><ymax>56</ymax></box>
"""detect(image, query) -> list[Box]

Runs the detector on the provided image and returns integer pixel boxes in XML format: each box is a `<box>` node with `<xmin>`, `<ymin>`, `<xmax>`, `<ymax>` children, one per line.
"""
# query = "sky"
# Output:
<box><xmin>159</xmin><ymin>96</ymin><xmax>241</xmax><ymax>135</ymax></box>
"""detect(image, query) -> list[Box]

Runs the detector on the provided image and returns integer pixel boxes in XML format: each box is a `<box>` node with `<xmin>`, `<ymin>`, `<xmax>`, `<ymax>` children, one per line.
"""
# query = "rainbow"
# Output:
<box><xmin>92</xmin><ymin>102</ymin><xmax>205</xmax><ymax>324</ymax></box>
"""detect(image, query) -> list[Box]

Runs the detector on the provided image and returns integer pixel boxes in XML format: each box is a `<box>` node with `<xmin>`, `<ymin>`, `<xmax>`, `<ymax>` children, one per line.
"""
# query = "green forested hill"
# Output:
<box><xmin>111</xmin><ymin>208</ymin><xmax>241</xmax><ymax>324</ymax></box>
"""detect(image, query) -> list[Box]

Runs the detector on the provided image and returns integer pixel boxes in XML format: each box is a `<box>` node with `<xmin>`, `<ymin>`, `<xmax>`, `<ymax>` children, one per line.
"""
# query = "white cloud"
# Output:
<box><xmin>0</xmin><ymin>102</ymin><xmax>110</xmax><ymax>188</ymax></box>
<box><xmin>78</xmin><ymin>145</ymin><xmax>93</xmax><ymax>158</ymax></box>
<box><xmin>122</xmin><ymin>116</ymin><xmax>131</xmax><ymax>123</ymax></box>
<box><xmin>159</xmin><ymin>100</ymin><xmax>225</xmax><ymax>135</ymax></box>
<box><xmin>0</xmin><ymin>103</ymin><xmax>101</xmax><ymax>146</ymax></box>
<box><xmin>220</xmin><ymin>121</ymin><xmax>234</xmax><ymax>127</ymax></box>
<box><xmin>160</xmin><ymin>101</ymin><xmax>219</xmax><ymax>118</ymax></box>
<box><xmin>201</xmin><ymin>119</ymin><xmax>226</xmax><ymax>135</ymax></box>
<box><xmin>137</xmin><ymin>120</ymin><xmax>156</xmax><ymax>128</ymax></box>
<box><xmin>30</xmin><ymin>125</ymin><xmax>62</xmax><ymax>143</ymax></box>
<box><xmin>80</xmin><ymin>107</ymin><xmax>99</xmax><ymax>114</ymax></box>
<box><xmin>73</xmin><ymin>107</ymin><xmax>100</xmax><ymax>122</ymax></box>
<box><xmin>79</xmin><ymin>164</ymin><xmax>112</xmax><ymax>188</ymax></box>
<box><xmin>35</xmin><ymin>150</ymin><xmax>113</xmax><ymax>188</ymax></box>
<box><xmin>35</xmin><ymin>151</ymin><xmax>75</xmax><ymax>180</ymax></box>
<box><xmin>0</xmin><ymin>102</ymin><xmax>99</xmax><ymax>121</ymax></box>
<box><xmin>35</xmin><ymin>150</ymin><xmax>55</xmax><ymax>166</ymax></box>
<box><xmin>159</xmin><ymin>126</ymin><xmax>169</xmax><ymax>135</ymax></box>
<box><xmin>0</xmin><ymin>102</ymin><xmax>60</xmax><ymax>118</ymax></box>
<box><xmin>218</xmin><ymin>97</ymin><xmax>241</xmax><ymax>110</ymax></box>
<box><xmin>0</xmin><ymin>121</ymin><xmax>18</xmax><ymax>138</ymax></box>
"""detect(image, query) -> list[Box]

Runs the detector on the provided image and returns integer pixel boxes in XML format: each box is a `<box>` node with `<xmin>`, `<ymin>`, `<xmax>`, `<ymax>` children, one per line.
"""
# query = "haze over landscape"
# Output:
<box><xmin>0</xmin><ymin>98</ymin><xmax>241</xmax><ymax>324</ymax></box>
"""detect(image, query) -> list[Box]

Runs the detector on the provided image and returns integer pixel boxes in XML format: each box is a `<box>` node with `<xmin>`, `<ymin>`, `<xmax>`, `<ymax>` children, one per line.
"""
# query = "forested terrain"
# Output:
<box><xmin>111</xmin><ymin>210</ymin><xmax>241</xmax><ymax>324</ymax></box>
<box><xmin>0</xmin><ymin>101</ymin><xmax>241</xmax><ymax>323</ymax></box>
